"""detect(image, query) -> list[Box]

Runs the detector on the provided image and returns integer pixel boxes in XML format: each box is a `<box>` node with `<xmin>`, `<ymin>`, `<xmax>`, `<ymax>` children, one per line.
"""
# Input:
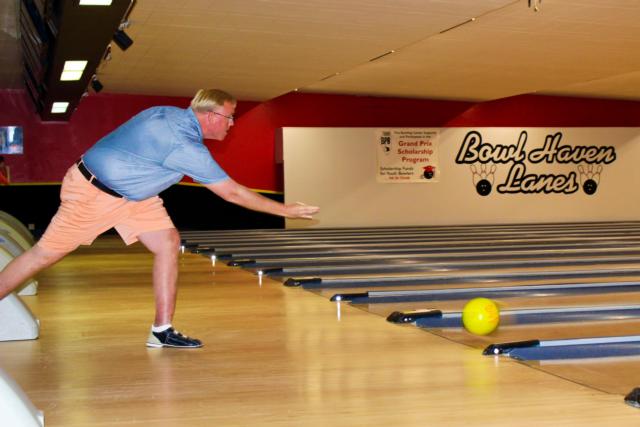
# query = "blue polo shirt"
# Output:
<box><xmin>82</xmin><ymin>106</ymin><xmax>229</xmax><ymax>201</ymax></box>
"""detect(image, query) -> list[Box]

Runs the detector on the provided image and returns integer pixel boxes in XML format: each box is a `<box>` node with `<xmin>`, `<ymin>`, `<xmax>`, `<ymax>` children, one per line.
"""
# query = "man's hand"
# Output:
<box><xmin>284</xmin><ymin>202</ymin><xmax>320</xmax><ymax>219</ymax></box>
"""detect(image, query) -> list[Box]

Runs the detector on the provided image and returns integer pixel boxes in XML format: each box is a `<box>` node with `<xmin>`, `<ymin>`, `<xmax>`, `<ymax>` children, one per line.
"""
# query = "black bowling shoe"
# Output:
<box><xmin>146</xmin><ymin>327</ymin><xmax>203</xmax><ymax>348</ymax></box>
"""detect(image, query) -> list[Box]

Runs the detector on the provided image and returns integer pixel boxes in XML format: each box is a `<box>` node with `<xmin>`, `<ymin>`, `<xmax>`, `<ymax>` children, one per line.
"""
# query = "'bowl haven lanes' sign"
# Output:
<box><xmin>455</xmin><ymin>130</ymin><xmax>616</xmax><ymax>196</ymax></box>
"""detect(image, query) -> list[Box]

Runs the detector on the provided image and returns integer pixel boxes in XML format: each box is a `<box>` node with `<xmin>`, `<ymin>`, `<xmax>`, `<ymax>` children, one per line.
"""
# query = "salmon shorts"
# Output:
<box><xmin>37</xmin><ymin>164</ymin><xmax>175</xmax><ymax>253</ymax></box>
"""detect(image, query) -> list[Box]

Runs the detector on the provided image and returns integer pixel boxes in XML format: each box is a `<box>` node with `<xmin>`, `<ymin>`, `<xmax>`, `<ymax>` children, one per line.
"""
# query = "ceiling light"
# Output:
<box><xmin>60</xmin><ymin>70</ymin><xmax>83</xmax><ymax>81</ymax></box>
<box><xmin>79</xmin><ymin>0</ymin><xmax>113</xmax><ymax>5</ymax></box>
<box><xmin>60</xmin><ymin>60</ymin><xmax>88</xmax><ymax>81</ymax></box>
<box><xmin>51</xmin><ymin>102</ymin><xmax>69</xmax><ymax>113</ymax></box>
<box><xmin>63</xmin><ymin>60</ymin><xmax>88</xmax><ymax>70</ymax></box>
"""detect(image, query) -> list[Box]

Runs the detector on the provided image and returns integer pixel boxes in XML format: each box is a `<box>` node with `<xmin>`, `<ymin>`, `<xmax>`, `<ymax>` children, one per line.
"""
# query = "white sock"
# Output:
<box><xmin>152</xmin><ymin>324</ymin><xmax>172</xmax><ymax>333</ymax></box>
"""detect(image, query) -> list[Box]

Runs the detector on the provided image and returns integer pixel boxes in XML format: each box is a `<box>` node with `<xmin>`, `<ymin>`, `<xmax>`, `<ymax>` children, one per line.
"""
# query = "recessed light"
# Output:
<box><xmin>79</xmin><ymin>0</ymin><xmax>113</xmax><ymax>5</ymax></box>
<box><xmin>51</xmin><ymin>102</ymin><xmax>69</xmax><ymax>113</ymax></box>
<box><xmin>60</xmin><ymin>60</ymin><xmax>88</xmax><ymax>81</ymax></box>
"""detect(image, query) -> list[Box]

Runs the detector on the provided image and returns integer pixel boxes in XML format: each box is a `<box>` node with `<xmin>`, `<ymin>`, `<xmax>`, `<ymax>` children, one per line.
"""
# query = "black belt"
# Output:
<box><xmin>76</xmin><ymin>159</ymin><xmax>123</xmax><ymax>198</ymax></box>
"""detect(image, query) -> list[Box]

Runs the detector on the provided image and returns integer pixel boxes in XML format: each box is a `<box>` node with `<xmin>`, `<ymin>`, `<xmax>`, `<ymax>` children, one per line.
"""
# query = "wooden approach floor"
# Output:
<box><xmin>2</xmin><ymin>236</ymin><xmax>640</xmax><ymax>426</ymax></box>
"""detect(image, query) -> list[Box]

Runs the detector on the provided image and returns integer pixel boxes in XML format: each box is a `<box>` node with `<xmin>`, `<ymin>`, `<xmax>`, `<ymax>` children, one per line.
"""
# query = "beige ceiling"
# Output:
<box><xmin>0</xmin><ymin>0</ymin><xmax>21</xmax><ymax>91</ymax></box>
<box><xmin>2</xmin><ymin>0</ymin><xmax>640</xmax><ymax>102</ymax></box>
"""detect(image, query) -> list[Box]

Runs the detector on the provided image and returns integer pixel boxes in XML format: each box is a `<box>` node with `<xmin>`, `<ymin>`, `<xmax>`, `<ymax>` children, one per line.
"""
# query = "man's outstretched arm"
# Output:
<box><xmin>205</xmin><ymin>179</ymin><xmax>319</xmax><ymax>219</ymax></box>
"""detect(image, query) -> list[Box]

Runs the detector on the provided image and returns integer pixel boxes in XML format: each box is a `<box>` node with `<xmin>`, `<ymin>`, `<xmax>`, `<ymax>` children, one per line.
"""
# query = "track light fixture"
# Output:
<box><xmin>91</xmin><ymin>75</ymin><xmax>104</xmax><ymax>93</ymax></box>
<box><xmin>103</xmin><ymin>44</ymin><xmax>112</xmax><ymax>61</ymax></box>
<box><xmin>113</xmin><ymin>29</ymin><xmax>133</xmax><ymax>51</ymax></box>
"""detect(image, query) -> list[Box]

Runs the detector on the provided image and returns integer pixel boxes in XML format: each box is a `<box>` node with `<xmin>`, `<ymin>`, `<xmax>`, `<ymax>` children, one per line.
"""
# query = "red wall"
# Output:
<box><xmin>2</xmin><ymin>89</ymin><xmax>640</xmax><ymax>192</ymax></box>
<box><xmin>0</xmin><ymin>90</ymin><xmax>259</xmax><ymax>185</ymax></box>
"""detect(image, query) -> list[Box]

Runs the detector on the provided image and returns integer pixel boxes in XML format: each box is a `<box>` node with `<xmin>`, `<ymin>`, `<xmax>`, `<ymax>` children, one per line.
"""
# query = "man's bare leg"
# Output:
<box><xmin>138</xmin><ymin>228</ymin><xmax>202</xmax><ymax>348</ymax></box>
<box><xmin>137</xmin><ymin>228</ymin><xmax>181</xmax><ymax>326</ymax></box>
<box><xmin>0</xmin><ymin>245</ymin><xmax>68</xmax><ymax>300</ymax></box>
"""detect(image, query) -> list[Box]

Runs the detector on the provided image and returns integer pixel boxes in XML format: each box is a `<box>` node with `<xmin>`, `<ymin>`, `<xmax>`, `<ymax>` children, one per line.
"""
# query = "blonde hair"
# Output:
<box><xmin>190</xmin><ymin>89</ymin><xmax>236</xmax><ymax>112</ymax></box>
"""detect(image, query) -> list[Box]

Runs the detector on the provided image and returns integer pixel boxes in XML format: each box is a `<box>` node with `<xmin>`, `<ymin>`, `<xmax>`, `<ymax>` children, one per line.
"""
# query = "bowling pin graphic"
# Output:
<box><xmin>578</xmin><ymin>163</ymin><xmax>602</xmax><ymax>195</ymax></box>
<box><xmin>470</xmin><ymin>163</ymin><xmax>496</xmax><ymax>196</ymax></box>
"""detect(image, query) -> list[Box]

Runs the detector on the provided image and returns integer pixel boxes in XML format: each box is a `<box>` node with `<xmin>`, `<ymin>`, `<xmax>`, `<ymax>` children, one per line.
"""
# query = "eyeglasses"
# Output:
<box><xmin>210</xmin><ymin>111</ymin><xmax>234</xmax><ymax>123</ymax></box>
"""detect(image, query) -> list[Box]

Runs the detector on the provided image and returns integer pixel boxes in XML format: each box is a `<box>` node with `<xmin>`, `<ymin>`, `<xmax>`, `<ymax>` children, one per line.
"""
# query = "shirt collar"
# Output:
<box><xmin>186</xmin><ymin>107</ymin><xmax>203</xmax><ymax>141</ymax></box>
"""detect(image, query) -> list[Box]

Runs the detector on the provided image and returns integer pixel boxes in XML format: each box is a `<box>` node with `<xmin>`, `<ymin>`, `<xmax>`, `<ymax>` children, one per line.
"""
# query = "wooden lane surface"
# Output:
<box><xmin>1</xmin><ymin>236</ymin><xmax>639</xmax><ymax>426</ymax></box>
<box><xmin>357</xmin><ymin>291</ymin><xmax>640</xmax><ymax>316</ymax></box>
<box><xmin>352</xmin><ymin>293</ymin><xmax>640</xmax><ymax>396</ymax></box>
<box><xmin>422</xmin><ymin>320</ymin><xmax>640</xmax><ymax>397</ymax></box>
<box><xmin>200</xmin><ymin>235</ymin><xmax>640</xmax><ymax>254</ymax></box>
<box><xmin>310</xmin><ymin>275</ymin><xmax>640</xmax><ymax>299</ymax></box>
<box><xmin>179</xmin><ymin>222</ymin><xmax>640</xmax><ymax>241</ymax></box>
<box><xmin>180</xmin><ymin>230</ymin><xmax>640</xmax><ymax>247</ymax></box>
<box><xmin>276</xmin><ymin>263</ymin><xmax>640</xmax><ymax>284</ymax></box>
<box><xmin>235</xmin><ymin>248</ymin><xmax>640</xmax><ymax>270</ymax></box>
<box><xmin>181</xmin><ymin>223</ymin><xmax>640</xmax><ymax>252</ymax></box>
<box><xmin>261</xmin><ymin>257</ymin><xmax>640</xmax><ymax>279</ymax></box>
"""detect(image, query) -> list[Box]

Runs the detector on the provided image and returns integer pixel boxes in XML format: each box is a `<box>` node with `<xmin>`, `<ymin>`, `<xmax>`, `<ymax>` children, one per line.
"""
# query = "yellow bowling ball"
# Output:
<box><xmin>462</xmin><ymin>297</ymin><xmax>500</xmax><ymax>335</ymax></box>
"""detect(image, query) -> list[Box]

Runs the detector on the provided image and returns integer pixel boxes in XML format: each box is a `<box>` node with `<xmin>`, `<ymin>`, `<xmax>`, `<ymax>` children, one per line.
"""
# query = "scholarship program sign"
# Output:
<box><xmin>376</xmin><ymin>128</ymin><xmax>440</xmax><ymax>183</ymax></box>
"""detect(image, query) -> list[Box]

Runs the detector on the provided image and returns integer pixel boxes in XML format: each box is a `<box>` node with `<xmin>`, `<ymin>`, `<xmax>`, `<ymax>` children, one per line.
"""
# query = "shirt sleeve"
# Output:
<box><xmin>163</xmin><ymin>141</ymin><xmax>229</xmax><ymax>184</ymax></box>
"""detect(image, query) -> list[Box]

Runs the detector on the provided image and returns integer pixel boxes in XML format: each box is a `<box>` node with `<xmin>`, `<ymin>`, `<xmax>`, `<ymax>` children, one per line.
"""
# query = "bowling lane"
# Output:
<box><xmin>287</xmin><ymin>265</ymin><xmax>640</xmax><ymax>292</ymax></box>
<box><xmin>200</xmin><ymin>234</ymin><xmax>640</xmax><ymax>256</ymax></box>
<box><xmin>312</xmin><ymin>275</ymin><xmax>640</xmax><ymax>299</ymax></box>
<box><xmin>392</xmin><ymin>311</ymin><xmax>640</xmax><ymax>395</ymax></box>
<box><xmin>261</xmin><ymin>254</ymin><xmax>640</xmax><ymax>278</ymax></box>
<box><xmin>186</xmin><ymin>223</ymin><xmax>640</xmax><ymax>398</ymax></box>
<box><xmin>531</xmin><ymin>356</ymin><xmax>640</xmax><ymax>396</ymax></box>
<box><xmin>206</xmin><ymin>241</ymin><xmax>640</xmax><ymax>263</ymax></box>
<box><xmin>184</xmin><ymin>226</ymin><xmax>640</xmax><ymax>244</ymax></box>
<box><xmin>356</xmin><ymin>289</ymin><xmax>640</xmax><ymax>318</ymax></box>
<box><xmin>235</xmin><ymin>247</ymin><xmax>640</xmax><ymax>270</ymax></box>
<box><xmin>342</xmin><ymin>288</ymin><xmax>640</xmax><ymax>396</ymax></box>
<box><xmin>185</xmin><ymin>233</ymin><xmax>640</xmax><ymax>254</ymax></box>
<box><xmin>182</xmin><ymin>222</ymin><xmax>640</xmax><ymax>252</ymax></box>
<box><xmin>180</xmin><ymin>221</ymin><xmax>640</xmax><ymax>243</ymax></box>
<box><xmin>399</xmin><ymin>305</ymin><xmax>640</xmax><ymax>329</ymax></box>
<box><xmin>402</xmin><ymin>308</ymin><xmax>640</xmax><ymax>353</ymax></box>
